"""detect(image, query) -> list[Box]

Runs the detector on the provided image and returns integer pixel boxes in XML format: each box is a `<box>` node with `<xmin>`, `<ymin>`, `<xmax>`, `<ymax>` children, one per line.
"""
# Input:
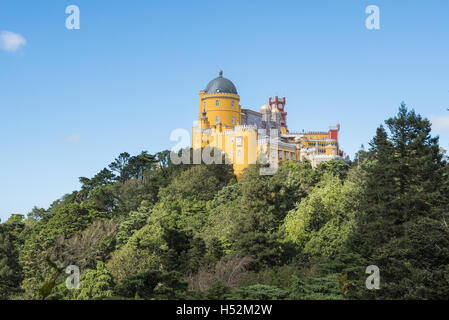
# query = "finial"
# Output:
<box><xmin>219</xmin><ymin>70</ymin><xmax>223</xmax><ymax>77</ymax></box>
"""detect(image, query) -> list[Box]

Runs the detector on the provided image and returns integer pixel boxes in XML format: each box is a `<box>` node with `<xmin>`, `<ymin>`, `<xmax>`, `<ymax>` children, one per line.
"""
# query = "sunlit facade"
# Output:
<box><xmin>192</xmin><ymin>71</ymin><xmax>348</xmax><ymax>177</ymax></box>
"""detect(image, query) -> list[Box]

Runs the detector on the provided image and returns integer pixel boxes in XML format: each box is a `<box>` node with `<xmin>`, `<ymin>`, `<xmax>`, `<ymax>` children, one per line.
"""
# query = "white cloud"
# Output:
<box><xmin>429</xmin><ymin>114</ymin><xmax>449</xmax><ymax>131</ymax></box>
<box><xmin>65</xmin><ymin>133</ymin><xmax>81</xmax><ymax>143</ymax></box>
<box><xmin>0</xmin><ymin>31</ymin><xmax>26</xmax><ymax>52</ymax></box>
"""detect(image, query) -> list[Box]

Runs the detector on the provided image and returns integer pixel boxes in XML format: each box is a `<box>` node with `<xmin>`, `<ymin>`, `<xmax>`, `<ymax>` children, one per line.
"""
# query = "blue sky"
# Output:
<box><xmin>1</xmin><ymin>0</ymin><xmax>449</xmax><ymax>221</ymax></box>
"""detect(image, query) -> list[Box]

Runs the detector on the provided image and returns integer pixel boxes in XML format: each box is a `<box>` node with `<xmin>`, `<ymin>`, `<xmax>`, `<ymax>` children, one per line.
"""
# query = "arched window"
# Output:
<box><xmin>232</xmin><ymin>101</ymin><xmax>235</xmax><ymax>107</ymax></box>
<box><xmin>215</xmin><ymin>100</ymin><xmax>220</xmax><ymax>107</ymax></box>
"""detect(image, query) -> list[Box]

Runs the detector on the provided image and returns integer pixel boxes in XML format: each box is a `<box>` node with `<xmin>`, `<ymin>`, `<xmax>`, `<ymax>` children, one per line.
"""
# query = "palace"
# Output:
<box><xmin>192</xmin><ymin>71</ymin><xmax>348</xmax><ymax>177</ymax></box>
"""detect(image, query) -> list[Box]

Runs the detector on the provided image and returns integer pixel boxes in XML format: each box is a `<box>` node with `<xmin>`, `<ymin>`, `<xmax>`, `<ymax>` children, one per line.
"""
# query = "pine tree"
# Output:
<box><xmin>346</xmin><ymin>103</ymin><xmax>449</xmax><ymax>299</ymax></box>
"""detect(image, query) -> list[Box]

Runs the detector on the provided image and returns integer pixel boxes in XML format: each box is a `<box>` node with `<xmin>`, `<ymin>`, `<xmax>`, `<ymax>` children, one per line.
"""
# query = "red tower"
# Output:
<box><xmin>269</xmin><ymin>96</ymin><xmax>287</xmax><ymax>132</ymax></box>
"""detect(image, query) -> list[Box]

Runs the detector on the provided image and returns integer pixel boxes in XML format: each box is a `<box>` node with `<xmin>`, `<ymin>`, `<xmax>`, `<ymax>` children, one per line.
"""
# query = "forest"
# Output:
<box><xmin>1</xmin><ymin>103</ymin><xmax>449</xmax><ymax>300</ymax></box>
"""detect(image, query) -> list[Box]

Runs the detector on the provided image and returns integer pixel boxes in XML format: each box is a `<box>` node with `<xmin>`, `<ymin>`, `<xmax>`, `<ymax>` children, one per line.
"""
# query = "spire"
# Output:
<box><xmin>201</xmin><ymin>103</ymin><xmax>207</xmax><ymax>120</ymax></box>
<box><xmin>218</xmin><ymin>69</ymin><xmax>223</xmax><ymax>77</ymax></box>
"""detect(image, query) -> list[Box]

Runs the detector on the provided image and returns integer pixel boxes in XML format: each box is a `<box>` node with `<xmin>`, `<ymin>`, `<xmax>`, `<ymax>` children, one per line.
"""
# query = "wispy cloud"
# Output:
<box><xmin>429</xmin><ymin>114</ymin><xmax>449</xmax><ymax>131</ymax></box>
<box><xmin>65</xmin><ymin>133</ymin><xmax>81</xmax><ymax>143</ymax></box>
<box><xmin>0</xmin><ymin>31</ymin><xmax>26</xmax><ymax>52</ymax></box>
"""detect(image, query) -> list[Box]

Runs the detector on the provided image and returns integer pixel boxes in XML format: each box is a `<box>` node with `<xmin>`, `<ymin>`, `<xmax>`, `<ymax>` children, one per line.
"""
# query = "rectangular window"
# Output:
<box><xmin>279</xmin><ymin>151</ymin><xmax>283</xmax><ymax>159</ymax></box>
<box><xmin>216</xmin><ymin>100</ymin><xmax>220</xmax><ymax>107</ymax></box>
<box><xmin>292</xmin><ymin>153</ymin><xmax>296</xmax><ymax>160</ymax></box>
<box><xmin>236</xmin><ymin>136</ymin><xmax>242</xmax><ymax>147</ymax></box>
<box><xmin>237</xmin><ymin>150</ymin><xmax>242</xmax><ymax>158</ymax></box>
<box><xmin>286</xmin><ymin>152</ymin><xmax>290</xmax><ymax>160</ymax></box>
<box><xmin>232</xmin><ymin>117</ymin><xmax>235</xmax><ymax>124</ymax></box>
<box><xmin>231</xmin><ymin>137</ymin><xmax>234</xmax><ymax>144</ymax></box>
<box><xmin>232</xmin><ymin>101</ymin><xmax>235</xmax><ymax>107</ymax></box>
<box><xmin>216</xmin><ymin>116</ymin><xmax>220</xmax><ymax>123</ymax></box>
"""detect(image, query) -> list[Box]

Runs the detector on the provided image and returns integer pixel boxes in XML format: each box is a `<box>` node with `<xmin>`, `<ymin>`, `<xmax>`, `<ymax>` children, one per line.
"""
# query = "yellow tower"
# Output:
<box><xmin>192</xmin><ymin>71</ymin><xmax>346</xmax><ymax>178</ymax></box>
<box><xmin>198</xmin><ymin>70</ymin><xmax>241</xmax><ymax>130</ymax></box>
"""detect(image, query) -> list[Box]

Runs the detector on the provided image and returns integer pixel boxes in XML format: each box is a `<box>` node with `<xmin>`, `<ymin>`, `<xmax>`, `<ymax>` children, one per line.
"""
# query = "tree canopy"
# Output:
<box><xmin>1</xmin><ymin>103</ymin><xmax>448</xmax><ymax>300</ymax></box>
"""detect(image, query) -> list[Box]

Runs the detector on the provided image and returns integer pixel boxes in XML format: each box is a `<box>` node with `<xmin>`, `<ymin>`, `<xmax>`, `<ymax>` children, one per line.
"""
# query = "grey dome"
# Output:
<box><xmin>205</xmin><ymin>71</ymin><xmax>238</xmax><ymax>94</ymax></box>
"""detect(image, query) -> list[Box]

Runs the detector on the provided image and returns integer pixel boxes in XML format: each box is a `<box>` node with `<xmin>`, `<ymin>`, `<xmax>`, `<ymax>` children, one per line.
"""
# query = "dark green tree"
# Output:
<box><xmin>346</xmin><ymin>103</ymin><xmax>449</xmax><ymax>299</ymax></box>
<box><xmin>0</xmin><ymin>224</ymin><xmax>22</xmax><ymax>299</ymax></box>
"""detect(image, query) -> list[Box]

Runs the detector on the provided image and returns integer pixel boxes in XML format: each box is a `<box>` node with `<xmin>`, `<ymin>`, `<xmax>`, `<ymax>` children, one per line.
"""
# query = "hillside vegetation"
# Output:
<box><xmin>1</xmin><ymin>104</ymin><xmax>449</xmax><ymax>300</ymax></box>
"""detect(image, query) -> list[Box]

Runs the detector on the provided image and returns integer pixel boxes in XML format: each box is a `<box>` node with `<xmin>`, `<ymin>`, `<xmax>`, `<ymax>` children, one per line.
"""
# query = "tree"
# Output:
<box><xmin>0</xmin><ymin>225</ymin><xmax>22</xmax><ymax>299</ymax></box>
<box><xmin>115</xmin><ymin>205</ymin><xmax>150</xmax><ymax>247</ymax></box>
<box><xmin>75</xmin><ymin>262</ymin><xmax>114</xmax><ymax>300</ymax></box>
<box><xmin>346</xmin><ymin>103</ymin><xmax>449</xmax><ymax>299</ymax></box>
<box><xmin>108</xmin><ymin>152</ymin><xmax>131</xmax><ymax>182</ymax></box>
<box><xmin>283</xmin><ymin>172</ymin><xmax>357</xmax><ymax>258</ymax></box>
<box><xmin>64</xmin><ymin>219</ymin><xmax>118</xmax><ymax>270</ymax></box>
<box><xmin>107</xmin><ymin>216</ymin><xmax>166</xmax><ymax>283</ymax></box>
<box><xmin>228</xmin><ymin>165</ymin><xmax>294</xmax><ymax>270</ymax></box>
<box><xmin>79</xmin><ymin>168</ymin><xmax>116</xmax><ymax>199</ymax></box>
<box><xmin>112</xmin><ymin>270</ymin><xmax>188</xmax><ymax>299</ymax></box>
<box><xmin>227</xmin><ymin>284</ymin><xmax>289</xmax><ymax>300</ymax></box>
<box><xmin>18</xmin><ymin>202</ymin><xmax>104</xmax><ymax>298</ymax></box>
<box><xmin>122</xmin><ymin>151</ymin><xmax>157</xmax><ymax>181</ymax></box>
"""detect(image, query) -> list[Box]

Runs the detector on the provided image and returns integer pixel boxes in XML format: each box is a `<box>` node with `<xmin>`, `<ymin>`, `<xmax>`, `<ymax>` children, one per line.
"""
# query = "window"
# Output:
<box><xmin>232</xmin><ymin>117</ymin><xmax>235</xmax><ymax>124</ymax></box>
<box><xmin>286</xmin><ymin>152</ymin><xmax>290</xmax><ymax>160</ymax></box>
<box><xmin>232</xmin><ymin>101</ymin><xmax>235</xmax><ymax>107</ymax></box>
<box><xmin>279</xmin><ymin>151</ymin><xmax>283</xmax><ymax>159</ymax></box>
<box><xmin>216</xmin><ymin>116</ymin><xmax>220</xmax><ymax>123</ymax></box>
<box><xmin>231</xmin><ymin>137</ymin><xmax>234</xmax><ymax>144</ymax></box>
<box><xmin>292</xmin><ymin>153</ymin><xmax>296</xmax><ymax>160</ymax></box>
<box><xmin>237</xmin><ymin>150</ymin><xmax>242</xmax><ymax>158</ymax></box>
<box><xmin>216</xmin><ymin>100</ymin><xmax>220</xmax><ymax>107</ymax></box>
<box><xmin>203</xmin><ymin>101</ymin><xmax>206</xmax><ymax>109</ymax></box>
<box><xmin>236</xmin><ymin>136</ymin><xmax>242</xmax><ymax>146</ymax></box>
<box><xmin>271</xmin><ymin>150</ymin><xmax>276</xmax><ymax>159</ymax></box>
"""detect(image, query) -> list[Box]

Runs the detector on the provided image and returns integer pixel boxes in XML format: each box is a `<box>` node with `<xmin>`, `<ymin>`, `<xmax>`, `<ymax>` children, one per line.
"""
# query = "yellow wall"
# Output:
<box><xmin>301</xmin><ymin>133</ymin><xmax>339</xmax><ymax>156</ymax></box>
<box><xmin>199</xmin><ymin>91</ymin><xmax>241</xmax><ymax>128</ymax></box>
<box><xmin>192</xmin><ymin>86</ymin><xmax>342</xmax><ymax>178</ymax></box>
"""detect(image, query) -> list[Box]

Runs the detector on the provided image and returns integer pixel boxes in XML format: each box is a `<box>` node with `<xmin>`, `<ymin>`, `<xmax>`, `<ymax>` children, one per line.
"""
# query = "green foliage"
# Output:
<box><xmin>227</xmin><ymin>284</ymin><xmax>289</xmax><ymax>300</ymax></box>
<box><xmin>115</xmin><ymin>204</ymin><xmax>151</xmax><ymax>248</ymax></box>
<box><xmin>37</xmin><ymin>257</ymin><xmax>64</xmax><ymax>300</ymax></box>
<box><xmin>289</xmin><ymin>274</ymin><xmax>341</xmax><ymax>300</ymax></box>
<box><xmin>205</xmin><ymin>281</ymin><xmax>231</xmax><ymax>299</ymax></box>
<box><xmin>75</xmin><ymin>262</ymin><xmax>114</xmax><ymax>300</ymax></box>
<box><xmin>0</xmin><ymin>224</ymin><xmax>22</xmax><ymax>299</ymax></box>
<box><xmin>3</xmin><ymin>104</ymin><xmax>449</xmax><ymax>300</ymax></box>
<box><xmin>228</xmin><ymin>165</ymin><xmax>296</xmax><ymax>270</ymax></box>
<box><xmin>316</xmin><ymin>159</ymin><xmax>350</xmax><ymax>180</ymax></box>
<box><xmin>112</xmin><ymin>270</ymin><xmax>188</xmax><ymax>299</ymax></box>
<box><xmin>346</xmin><ymin>103</ymin><xmax>449</xmax><ymax>299</ymax></box>
<box><xmin>283</xmin><ymin>173</ymin><xmax>357</xmax><ymax>258</ymax></box>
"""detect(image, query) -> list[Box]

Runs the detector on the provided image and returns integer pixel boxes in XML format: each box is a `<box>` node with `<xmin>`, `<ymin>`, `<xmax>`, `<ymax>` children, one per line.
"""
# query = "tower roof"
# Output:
<box><xmin>205</xmin><ymin>70</ymin><xmax>238</xmax><ymax>94</ymax></box>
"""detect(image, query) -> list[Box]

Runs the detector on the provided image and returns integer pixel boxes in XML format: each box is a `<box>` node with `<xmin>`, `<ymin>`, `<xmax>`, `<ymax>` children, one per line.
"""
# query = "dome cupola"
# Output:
<box><xmin>205</xmin><ymin>70</ymin><xmax>238</xmax><ymax>94</ymax></box>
